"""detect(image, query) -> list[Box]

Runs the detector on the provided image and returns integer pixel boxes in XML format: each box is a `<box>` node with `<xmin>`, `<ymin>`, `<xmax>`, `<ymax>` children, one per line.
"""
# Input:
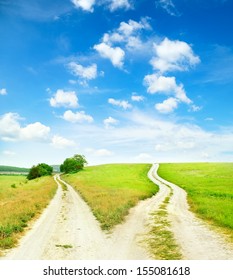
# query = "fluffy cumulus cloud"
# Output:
<box><xmin>67</xmin><ymin>62</ymin><xmax>98</xmax><ymax>80</ymax></box>
<box><xmin>0</xmin><ymin>112</ymin><xmax>50</xmax><ymax>142</ymax></box>
<box><xmin>0</xmin><ymin>88</ymin><xmax>7</xmax><ymax>95</ymax></box>
<box><xmin>144</xmin><ymin>37</ymin><xmax>200</xmax><ymax>114</ymax></box>
<box><xmin>20</xmin><ymin>122</ymin><xmax>50</xmax><ymax>141</ymax></box>
<box><xmin>94</xmin><ymin>43</ymin><xmax>125</xmax><ymax>68</ymax></box>
<box><xmin>63</xmin><ymin>110</ymin><xmax>93</xmax><ymax>123</ymax></box>
<box><xmin>102</xmin><ymin>18</ymin><xmax>151</xmax><ymax>48</ymax></box>
<box><xmin>71</xmin><ymin>0</ymin><xmax>132</xmax><ymax>12</ymax></box>
<box><xmin>94</xmin><ymin>18</ymin><xmax>151</xmax><ymax>67</ymax></box>
<box><xmin>50</xmin><ymin>89</ymin><xmax>78</xmax><ymax>108</ymax></box>
<box><xmin>71</xmin><ymin>0</ymin><xmax>95</xmax><ymax>12</ymax></box>
<box><xmin>144</xmin><ymin>74</ymin><xmax>191</xmax><ymax>104</ymax></box>
<box><xmin>51</xmin><ymin>135</ymin><xmax>75</xmax><ymax>149</ymax></box>
<box><xmin>108</xmin><ymin>98</ymin><xmax>132</xmax><ymax>109</ymax></box>
<box><xmin>151</xmin><ymin>37</ymin><xmax>200</xmax><ymax>73</ymax></box>
<box><xmin>109</xmin><ymin>0</ymin><xmax>132</xmax><ymax>11</ymax></box>
<box><xmin>155</xmin><ymin>97</ymin><xmax>178</xmax><ymax>114</ymax></box>
<box><xmin>117</xmin><ymin>18</ymin><xmax>151</xmax><ymax>37</ymax></box>
<box><xmin>103</xmin><ymin>116</ymin><xmax>119</xmax><ymax>128</ymax></box>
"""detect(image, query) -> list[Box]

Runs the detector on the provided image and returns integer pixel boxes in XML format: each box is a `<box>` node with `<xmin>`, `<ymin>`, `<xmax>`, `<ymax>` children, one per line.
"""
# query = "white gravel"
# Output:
<box><xmin>1</xmin><ymin>164</ymin><xmax>233</xmax><ymax>260</ymax></box>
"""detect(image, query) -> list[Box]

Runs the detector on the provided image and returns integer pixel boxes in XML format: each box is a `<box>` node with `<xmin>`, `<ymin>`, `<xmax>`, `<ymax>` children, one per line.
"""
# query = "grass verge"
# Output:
<box><xmin>146</xmin><ymin>187</ymin><xmax>183</xmax><ymax>260</ymax></box>
<box><xmin>158</xmin><ymin>163</ymin><xmax>233</xmax><ymax>240</ymax></box>
<box><xmin>0</xmin><ymin>175</ymin><xmax>57</xmax><ymax>251</ymax></box>
<box><xmin>62</xmin><ymin>164</ymin><xmax>158</xmax><ymax>230</ymax></box>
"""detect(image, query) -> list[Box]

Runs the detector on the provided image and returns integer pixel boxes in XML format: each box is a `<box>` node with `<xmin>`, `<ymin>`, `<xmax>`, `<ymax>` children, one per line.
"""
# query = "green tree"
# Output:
<box><xmin>27</xmin><ymin>163</ymin><xmax>53</xmax><ymax>180</ymax></box>
<box><xmin>60</xmin><ymin>154</ymin><xmax>87</xmax><ymax>174</ymax></box>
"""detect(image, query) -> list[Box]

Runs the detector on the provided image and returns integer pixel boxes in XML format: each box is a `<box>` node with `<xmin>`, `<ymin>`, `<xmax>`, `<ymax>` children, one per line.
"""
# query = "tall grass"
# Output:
<box><xmin>158</xmin><ymin>163</ymin><xmax>233</xmax><ymax>239</ymax></box>
<box><xmin>62</xmin><ymin>164</ymin><xmax>158</xmax><ymax>230</ymax></box>
<box><xmin>0</xmin><ymin>175</ymin><xmax>57</xmax><ymax>250</ymax></box>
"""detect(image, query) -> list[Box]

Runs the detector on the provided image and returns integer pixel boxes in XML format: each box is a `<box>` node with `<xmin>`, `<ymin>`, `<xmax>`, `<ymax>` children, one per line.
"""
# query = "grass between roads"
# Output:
<box><xmin>0</xmin><ymin>175</ymin><xmax>57</xmax><ymax>251</ymax></box>
<box><xmin>146</xmin><ymin>187</ymin><xmax>183</xmax><ymax>260</ymax></box>
<box><xmin>62</xmin><ymin>164</ymin><xmax>158</xmax><ymax>230</ymax></box>
<box><xmin>158</xmin><ymin>163</ymin><xmax>233</xmax><ymax>240</ymax></box>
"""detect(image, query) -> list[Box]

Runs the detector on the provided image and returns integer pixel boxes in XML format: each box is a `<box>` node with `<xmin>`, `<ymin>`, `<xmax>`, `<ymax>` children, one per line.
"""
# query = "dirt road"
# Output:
<box><xmin>153</xmin><ymin>166</ymin><xmax>233</xmax><ymax>260</ymax></box>
<box><xmin>1</xmin><ymin>164</ymin><xmax>233</xmax><ymax>260</ymax></box>
<box><xmin>1</xmin><ymin>167</ymin><xmax>166</xmax><ymax>260</ymax></box>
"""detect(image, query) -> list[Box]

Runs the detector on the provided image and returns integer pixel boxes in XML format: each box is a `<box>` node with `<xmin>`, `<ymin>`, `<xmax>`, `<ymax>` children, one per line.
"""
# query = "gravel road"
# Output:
<box><xmin>1</xmin><ymin>167</ymin><xmax>165</xmax><ymax>259</ymax></box>
<box><xmin>1</xmin><ymin>164</ymin><xmax>233</xmax><ymax>260</ymax></box>
<box><xmin>153</xmin><ymin>167</ymin><xmax>233</xmax><ymax>260</ymax></box>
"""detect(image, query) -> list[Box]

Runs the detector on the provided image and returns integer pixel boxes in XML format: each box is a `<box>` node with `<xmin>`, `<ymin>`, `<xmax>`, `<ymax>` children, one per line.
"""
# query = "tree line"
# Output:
<box><xmin>27</xmin><ymin>154</ymin><xmax>87</xmax><ymax>180</ymax></box>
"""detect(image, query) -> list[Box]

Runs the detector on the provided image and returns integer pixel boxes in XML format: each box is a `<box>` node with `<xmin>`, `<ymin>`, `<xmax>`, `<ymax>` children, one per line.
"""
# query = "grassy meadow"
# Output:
<box><xmin>62</xmin><ymin>164</ymin><xmax>158</xmax><ymax>230</ymax></box>
<box><xmin>0</xmin><ymin>175</ymin><xmax>57</xmax><ymax>250</ymax></box>
<box><xmin>158</xmin><ymin>163</ymin><xmax>233</xmax><ymax>239</ymax></box>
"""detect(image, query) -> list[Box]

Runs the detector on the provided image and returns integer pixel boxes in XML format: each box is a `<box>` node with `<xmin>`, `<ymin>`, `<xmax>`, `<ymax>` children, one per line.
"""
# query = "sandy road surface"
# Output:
<box><xmin>1</xmin><ymin>166</ymin><xmax>166</xmax><ymax>260</ymax></box>
<box><xmin>2</xmin><ymin>164</ymin><xmax>233</xmax><ymax>260</ymax></box>
<box><xmin>153</xmin><ymin>167</ymin><xmax>233</xmax><ymax>260</ymax></box>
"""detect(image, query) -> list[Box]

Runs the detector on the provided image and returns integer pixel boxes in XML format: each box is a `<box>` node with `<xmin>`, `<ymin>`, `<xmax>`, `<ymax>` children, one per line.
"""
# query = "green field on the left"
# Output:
<box><xmin>0</xmin><ymin>175</ymin><xmax>57</xmax><ymax>251</ymax></box>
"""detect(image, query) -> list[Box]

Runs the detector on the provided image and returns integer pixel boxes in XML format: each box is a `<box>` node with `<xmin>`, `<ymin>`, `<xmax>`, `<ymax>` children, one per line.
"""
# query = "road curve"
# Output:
<box><xmin>2</xmin><ymin>164</ymin><xmax>231</xmax><ymax>260</ymax></box>
<box><xmin>154</xmin><ymin>166</ymin><xmax>233</xmax><ymax>260</ymax></box>
<box><xmin>1</xmin><ymin>165</ymin><xmax>166</xmax><ymax>260</ymax></box>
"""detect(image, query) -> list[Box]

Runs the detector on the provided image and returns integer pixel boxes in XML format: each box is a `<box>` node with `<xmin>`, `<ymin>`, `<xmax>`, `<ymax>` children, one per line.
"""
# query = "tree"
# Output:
<box><xmin>27</xmin><ymin>163</ymin><xmax>53</xmax><ymax>180</ymax></box>
<box><xmin>60</xmin><ymin>154</ymin><xmax>87</xmax><ymax>174</ymax></box>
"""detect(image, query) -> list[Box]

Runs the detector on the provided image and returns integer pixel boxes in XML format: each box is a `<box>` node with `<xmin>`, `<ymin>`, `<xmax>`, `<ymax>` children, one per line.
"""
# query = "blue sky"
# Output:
<box><xmin>0</xmin><ymin>0</ymin><xmax>233</xmax><ymax>167</ymax></box>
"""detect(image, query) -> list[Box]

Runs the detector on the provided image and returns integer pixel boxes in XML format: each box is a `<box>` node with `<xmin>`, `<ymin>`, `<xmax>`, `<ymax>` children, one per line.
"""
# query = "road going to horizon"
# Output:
<box><xmin>2</xmin><ymin>164</ymin><xmax>233</xmax><ymax>260</ymax></box>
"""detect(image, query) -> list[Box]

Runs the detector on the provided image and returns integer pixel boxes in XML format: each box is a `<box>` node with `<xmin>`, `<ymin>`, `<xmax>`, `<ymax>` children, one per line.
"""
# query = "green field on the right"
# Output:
<box><xmin>158</xmin><ymin>163</ymin><xmax>233</xmax><ymax>239</ymax></box>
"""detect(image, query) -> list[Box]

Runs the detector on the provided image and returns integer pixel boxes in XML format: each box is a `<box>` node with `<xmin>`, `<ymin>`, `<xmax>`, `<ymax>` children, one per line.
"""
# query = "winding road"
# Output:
<box><xmin>1</xmin><ymin>164</ymin><xmax>233</xmax><ymax>260</ymax></box>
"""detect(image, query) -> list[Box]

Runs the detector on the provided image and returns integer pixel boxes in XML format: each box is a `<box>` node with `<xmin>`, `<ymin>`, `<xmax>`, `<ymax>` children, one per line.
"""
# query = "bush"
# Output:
<box><xmin>60</xmin><ymin>154</ymin><xmax>87</xmax><ymax>174</ymax></box>
<box><xmin>27</xmin><ymin>163</ymin><xmax>53</xmax><ymax>180</ymax></box>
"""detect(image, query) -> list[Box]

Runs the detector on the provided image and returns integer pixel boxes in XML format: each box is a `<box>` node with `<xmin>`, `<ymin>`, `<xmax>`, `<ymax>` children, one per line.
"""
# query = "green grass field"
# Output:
<box><xmin>62</xmin><ymin>164</ymin><xmax>158</xmax><ymax>230</ymax></box>
<box><xmin>158</xmin><ymin>163</ymin><xmax>233</xmax><ymax>239</ymax></box>
<box><xmin>0</xmin><ymin>175</ymin><xmax>57</xmax><ymax>250</ymax></box>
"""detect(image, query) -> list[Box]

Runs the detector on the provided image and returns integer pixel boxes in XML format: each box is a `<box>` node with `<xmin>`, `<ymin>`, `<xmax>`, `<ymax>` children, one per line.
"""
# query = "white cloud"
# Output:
<box><xmin>108</xmin><ymin>98</ymin><xmax>132</xmax><ymax>109</ymax></box>
<box><xmin>0</xmin><ymin>112</ymin><xmax>50</xmax><ymax>142</ymax></box>
<box><xmin>118</xmin><ymin>18</ymin><xmax>150</xmax><ymax>37</ymax></box>
<box><xmin>0</xmin><ymin>113</ymin><xmax>21</xmax><ymax>141</ymax></box>
<box><xmin>155</xmin><ymin>97</ymin><xmax>178</xmax><ymax>114</ymax></box>
<box><xmin>63</xmin><ymin>110</ymin><xmax>94</xmax><ymax>123</ymax></box>
<box><xmin>103</xmin><ymin>117</ymin><xmax>119</xmax><ymax>128</ymax></box>
<box><xmin>86</xmin><ymin>148</ymin><xmax>113</xmax><ymax>156</ymax></box>
<box><xmin>103</xmin><ymin>18</ymin><xmax>151</xmax><ymax>46</ymax></box>
<box><xmin>151</xmin><ymin>37</ymin><xmax>200</xmax><ymax>73</ymax></box>
<box><xmin>67</xmin><ymin>62</ymin><xmax>98</xmax><ymax>80</ymax></box>
<box><xmin>156</xmin><ymin>0</ymin><xmax>180</xmax><ymax>16</ymax></box>
<box><xmin>94</xmin><ymin>42</ymin><xmax>125</xmax><ymax>68</ymax></box>
<box><xmin>50</xmin><ymin>89</ymin><xmax>78</xmax><ymax>108</ymax></box>
<box><xmin>71</xmin><ymin>0</ymin><xmax>95</xmax><ymax>12</ymax></box>
<box><xmin>51</xmin><ymin>135</ymin><xmax>75</xmax><ymax>149</ymax></box>
<box><xmin>109</xmin><ymin>0</ymin><xmax>132</xmax><ymax>11</ymax></box>
<box><xmin>71</xmin><ymin>0</ymin><xmax>132</xmax><ymax>12</ymax></box>
<box><xmin>144</xmin><ymin>74</ymin><xmax>192</xmax><ymax>104</ymax></box>
<box><xmin>20</xmin><ymin>122</ymin><xmax>50</xmax><ymax>141</ymax></box>
<box><xmin>0</xmin><ymin>88</ymin><xmax>7</xmax><ymax>95</ymax></box>
<box><xmin>144</xmin><ymin>74</ymin><xmax>177</xmax><ymax>93</ymax></box>
<box><xmin>94</xmin><ymin>18</ymin><xmax>151</xmax><ymax>68</ymax></box>
<box><xmin>131</xmin><ymin>93</ymin><xmax>144</xmax><ymax>102</ymax></box>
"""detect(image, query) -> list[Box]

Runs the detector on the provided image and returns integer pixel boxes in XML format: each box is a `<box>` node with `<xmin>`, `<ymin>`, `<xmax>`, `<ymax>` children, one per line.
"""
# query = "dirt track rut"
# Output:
<box><xmin>1</xmin><ymin>164</ymin><xmax>233</xmax><ymax>260</ymax></box>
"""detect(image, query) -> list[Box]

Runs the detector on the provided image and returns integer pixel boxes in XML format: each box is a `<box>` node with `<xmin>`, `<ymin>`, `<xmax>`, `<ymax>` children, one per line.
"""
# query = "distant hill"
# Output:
<box><xmin>0</xmin><ymin>165</ymin><xmax>60</xmax><ymax>174</ymax></box>
<box><xmin>0</xmin><ymin>165</ymin><xmax>30</xmax><ymax>173</ymax></box>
